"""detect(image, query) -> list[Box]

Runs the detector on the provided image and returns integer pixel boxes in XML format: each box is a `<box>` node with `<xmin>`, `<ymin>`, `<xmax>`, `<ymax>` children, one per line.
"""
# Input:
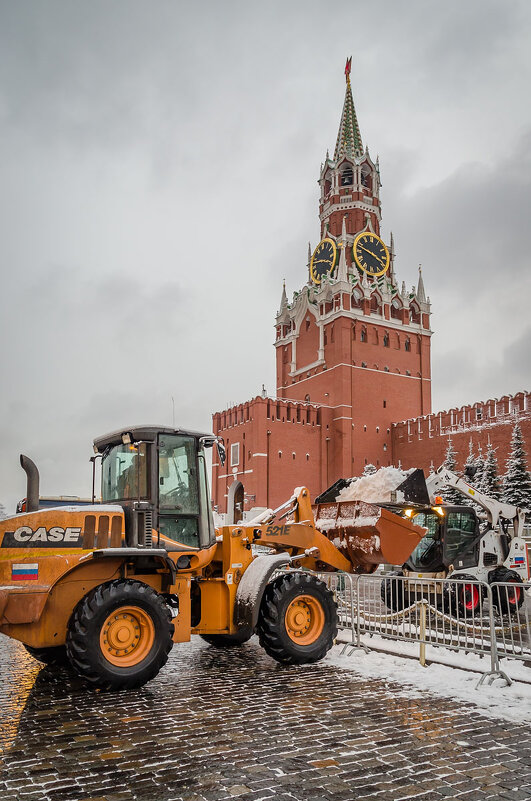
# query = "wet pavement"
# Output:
<box><xmin>1</xmin><ymin>635</ymin><xmax>530</xmax><ymax>801</ymax></box>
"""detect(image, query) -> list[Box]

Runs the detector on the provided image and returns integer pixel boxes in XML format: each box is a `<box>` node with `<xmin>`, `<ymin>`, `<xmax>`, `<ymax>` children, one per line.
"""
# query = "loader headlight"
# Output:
<box><xmin>432</xmin><ymin>506</ymin><xmax>445</xmax><ymax>517</ymax></box>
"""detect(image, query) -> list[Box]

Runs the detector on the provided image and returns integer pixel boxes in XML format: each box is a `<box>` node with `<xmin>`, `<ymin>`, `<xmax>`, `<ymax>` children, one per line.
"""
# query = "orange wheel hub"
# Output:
<box><xmin>285</xmin><ymin>594</ymin><xmax>325</xmax><ymax>645</ymax></box>
<box><xmin>100</xmin><ymin>606</ymin><xmax>155</xmax><ymax>667</ymax></box>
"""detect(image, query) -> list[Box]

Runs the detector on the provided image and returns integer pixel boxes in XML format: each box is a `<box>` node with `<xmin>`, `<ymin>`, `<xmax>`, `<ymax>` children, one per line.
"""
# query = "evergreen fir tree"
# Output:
<box><xmin>460</xmin><ymin>438</ymin><xmax>477</xmax><ymax>505</ymax></box>
<box><xmin>502</xmin><ymin>423</ymin><xmax>531</xmax><ymax>510</ymax></box>
<box><xmin>363</xmin><ymin>463</ymin><xmax>377</xmax><ymax>476</ymax></box>
<box><xmin>478</xmin><ymin>441</ymin><xmax>501</xmax><ymax>499</ymax></box>
<box><xmin>441</xmin><ymin>439</ymin><xmax>462</xmax><ymax>504</ymax></box>
<box><xmin>474</xmin><ymin>444</ymin><xmax>485</xmax><ymax>492</ymax></box>
<box><xmin>0</xmin><ymin>502</ymin><xmax>6</xmax><ymax>521</ymax></box>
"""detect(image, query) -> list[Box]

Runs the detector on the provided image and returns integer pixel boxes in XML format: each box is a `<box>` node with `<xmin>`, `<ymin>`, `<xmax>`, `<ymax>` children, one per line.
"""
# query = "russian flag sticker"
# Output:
<box><xmin>12</xmin><ymin>563</ymin><xmax>38</xmax><ymax>581</ymax></box>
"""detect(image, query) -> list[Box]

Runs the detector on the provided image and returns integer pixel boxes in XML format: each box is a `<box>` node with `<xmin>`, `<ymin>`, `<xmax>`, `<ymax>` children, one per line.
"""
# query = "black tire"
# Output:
<box><xmin>200</xmin><ymin>629</ymin><xmax>252</xmax><ymax>648</ymax></box>
<box><xmin>380</xmin><ymin>570</ymin><xmax>407</xmax><ymax>612</ymax></box>
<box><xmin>257</xmin><ymin>573</ymin><xmax>337</xmax><ymax>665</ymax></box>
<box><xmin>445</xmin><ymin>574</ymin><xmax>482</xmax><ymax>617</ymax></box>
<box><xmin>490</xmin><ymin>568</ymin><xmax>525</xmax><ymax>614</ymax></box>
<box><xmin>23</xmin><ymin>644</ymin><xmax>69</xmax><ymax>666</ymax></box>
<box><xmin>66</xmin><ymin>579</ymin><xmax>174</xmax><ymax>690</ymax></box>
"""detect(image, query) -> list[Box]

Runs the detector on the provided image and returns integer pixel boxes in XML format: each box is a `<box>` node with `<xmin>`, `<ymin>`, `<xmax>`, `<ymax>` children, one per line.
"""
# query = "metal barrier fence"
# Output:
<box><xmin>314</xmin><ymin>571</ymin><xmax>531</xmax><ymax>687</ymax></box>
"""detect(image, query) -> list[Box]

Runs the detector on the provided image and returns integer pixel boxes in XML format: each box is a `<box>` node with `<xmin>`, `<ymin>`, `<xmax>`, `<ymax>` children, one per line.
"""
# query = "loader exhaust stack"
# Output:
<box><xmin>20</xmin><ymin>454</ymin><xmax>39</xmax><ymax>512</ymax></box>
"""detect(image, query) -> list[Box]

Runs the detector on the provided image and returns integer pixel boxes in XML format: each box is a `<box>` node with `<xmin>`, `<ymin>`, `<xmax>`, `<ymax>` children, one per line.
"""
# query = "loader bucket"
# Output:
<box><xmin>312</xmin><ymin>499</ymin><xmax>426</xmax><ymax>572</ymax></box>
<box><xmin>394</xmin><ymin>468</ymin><xmax>430</xmax><ymax>505</ymax></box>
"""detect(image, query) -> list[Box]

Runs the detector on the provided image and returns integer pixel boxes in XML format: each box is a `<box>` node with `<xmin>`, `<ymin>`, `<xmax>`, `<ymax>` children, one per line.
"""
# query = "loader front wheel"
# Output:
<box><xmin>66</xmin><ymin>580</ymin><xmax>173</xmax><ymax>690</ymax></box>
<box><xmin>257</xmin><ymin>573</ymin><xmax>337</xmax><ymax>665</ymax></box>
<box><xmin>23</xmin><ymin>644</ymin><xmax>68</xmax><ymax>666</ymax></box>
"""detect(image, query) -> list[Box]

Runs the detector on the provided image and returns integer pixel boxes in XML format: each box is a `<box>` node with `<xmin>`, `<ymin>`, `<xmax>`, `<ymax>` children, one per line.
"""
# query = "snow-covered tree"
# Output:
<box><xmin>0</xmin><ymin>503</ymin><xmax>6</xmax><ymax>520</ymax></box>
<box><xmin>459</xmin><ymin>438</ymin><xmax>477</xmax><ymax>505</ymax></box>
<box><xmin>463</xmin><ymin>438</ymin><xmax>476</xmax><ymax>476</ymax></box>
<box><xmin>363</xmin><ymin>463</ymin><xmax>377</xmax><ymax>476</ymax></box>
<box><xmin>474</xmin><ymin>444</ymin><xmax>485</xmax><ymax>492</ymax></box>
<box><xmin>477</xmin><ymin>441</ymin><xmax>501</xmax><ymax>499</ymax></box>
<box><xmin>502</xmin><ymin>423</ymin><xmax>531</xmax><ymax>510</ymax></box>
<box><xmin>441</xmin><ymin>439</ymin><xmax>462</xmax><ymax>504</ymax></box>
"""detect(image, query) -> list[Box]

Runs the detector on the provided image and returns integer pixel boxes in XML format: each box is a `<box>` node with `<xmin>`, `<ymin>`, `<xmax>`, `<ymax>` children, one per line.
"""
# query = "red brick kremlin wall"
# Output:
<box><xmin>392</xmin><ymin>391</ymin><xmax>531</xmax><ymax>474</ymax></box>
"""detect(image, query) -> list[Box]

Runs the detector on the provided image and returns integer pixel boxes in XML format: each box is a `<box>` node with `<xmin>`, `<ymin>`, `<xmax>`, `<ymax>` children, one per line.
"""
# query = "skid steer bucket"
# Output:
<box><xmin>312</xmin><ymin>499</ymin><xmax>426</xmax><ymax>572</ymax></box>
<box><xmin>393</xmin><ymin>468</ymin><xmax>431</xmax><ymax>505</ymax></box>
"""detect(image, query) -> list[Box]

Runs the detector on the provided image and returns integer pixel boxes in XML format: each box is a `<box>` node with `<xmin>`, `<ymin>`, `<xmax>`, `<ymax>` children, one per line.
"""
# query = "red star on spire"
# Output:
<box><xmin>345</xmin><ymin>57</ymin><xmax>352</xmax><ymax>79</ymax></box>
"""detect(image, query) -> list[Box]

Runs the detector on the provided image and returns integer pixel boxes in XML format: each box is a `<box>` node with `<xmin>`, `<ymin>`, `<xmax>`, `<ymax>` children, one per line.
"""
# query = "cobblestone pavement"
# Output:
<box><xmin>1</xmin><ymin>636</ymin><xmax>530</xmax><ymax>801</ymax></box>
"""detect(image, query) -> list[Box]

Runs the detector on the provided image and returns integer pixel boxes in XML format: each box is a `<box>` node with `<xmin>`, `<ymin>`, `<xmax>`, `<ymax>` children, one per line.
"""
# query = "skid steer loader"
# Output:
<box><xmin>0</xmin><ymin>425</ymin><xmax>426</xmax><ymax>690</ymax></box>
<box><xmin>379</xmin><ymin>467</ymin><xmax>529</xmax><ymax>615</ymax></box>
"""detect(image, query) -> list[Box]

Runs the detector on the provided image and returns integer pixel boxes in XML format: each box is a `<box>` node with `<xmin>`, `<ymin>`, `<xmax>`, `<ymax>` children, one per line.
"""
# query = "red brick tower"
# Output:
<box><xmin>212</xmin><ymin>61</ymin><xmax>432</xmax><ymax>521</ymax></box>
<box><xmin>275</xmin><ymin>60</ymin><xmax>432</xmax><ymax>477</ymax></box>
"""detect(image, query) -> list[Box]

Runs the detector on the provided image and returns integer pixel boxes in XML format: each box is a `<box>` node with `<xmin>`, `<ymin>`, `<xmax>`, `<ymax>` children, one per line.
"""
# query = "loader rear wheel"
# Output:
<box><xmin>257</xmin><ymin>573</ymin><xmax>337</xmax><ymax>665</ymax></box>
<box><xmin>491</xmin><ymin>568</ymin><xmax>525</xmax><ymax>614</ymax></box>
<box><xmin>23</xmin><ymin>644</ymin><xmax>68</xmax><ymax>666</ymax></box>
<box><xmin>446</xmin><ymin>575</ymin><xmax>482</xmax><ymax>617</ymax></box>
<box><xmin>380</xmin><ymin>570</ymin><xmax>407</xmax><ymax>612</ymax></box>
<box><xmin>66</xmin><ymin>579</ymin><xmax>173</xmax><ymax>690</ymax></box>
<box><xmin>200</xmin><ymin>630</ymin><xmax>252</xmax><ymax>648</ymax></box>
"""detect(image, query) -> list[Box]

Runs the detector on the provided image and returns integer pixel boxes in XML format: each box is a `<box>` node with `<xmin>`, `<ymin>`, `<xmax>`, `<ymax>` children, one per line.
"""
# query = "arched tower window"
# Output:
<box><xmin>391</xmin><ymin>298</ymin><xmax>402</xmax><ymax>320</ymax></box>
<box><xmin>383</xmin><ymin>332</ymin><xmax>389</xmax><ymax>347</ymax></box>
<box><xmin>361</xmin><ymin>164</ymin><xmax>372</xmax><ymax>192</ymax></box>
<box><xmin>341</xmin><ymin>163</ymin><xmax>353</xmax><ymax>186</ymax></box>
<box><xmin>370</xmin><ymin>294</ymin><xmax>382</xmax><ymax>315</ymax></box>
<box><xmin>351</xmin><ymin>288</ymin><xmax>362</xmax><ymax>309</ymax></box>
<box><xmin>324</xmin><ymin>170</ymin><xmax>332</xmax><ymax>195</ymax></box>
<box><xmin>405</xmin><ymin>338</ymin><xmax>411</xmax><ymax>352</ymax></box>
<box><xmin>410</xmin><ymin>303</ymin><xmax>420</xmax><ymax>325</ymax></box>
<box><xmin>360</xmin><ymin>327</ymin><xmax>367</xmax><ymax>343</ymax></box>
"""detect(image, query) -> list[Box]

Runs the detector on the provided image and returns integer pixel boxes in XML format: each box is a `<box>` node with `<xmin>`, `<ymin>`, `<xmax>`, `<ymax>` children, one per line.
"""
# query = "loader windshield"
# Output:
<box><xmin>102</xmin><ymin>443</ymin><xmax>149</xmax><ymax>501</ymax></box>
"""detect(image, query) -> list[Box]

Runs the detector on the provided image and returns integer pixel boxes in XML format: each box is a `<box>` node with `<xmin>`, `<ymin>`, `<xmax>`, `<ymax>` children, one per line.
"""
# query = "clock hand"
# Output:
<box><xmin>359</xmin><ymin>245</ymin><xmax>386</xmax><ymax>266</ymax></box>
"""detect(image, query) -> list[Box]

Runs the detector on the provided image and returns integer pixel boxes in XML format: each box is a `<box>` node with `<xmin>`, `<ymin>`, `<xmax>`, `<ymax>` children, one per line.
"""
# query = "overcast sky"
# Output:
<box><xmin>1</xmin><ymin>0</ymin><xmax>530</xmax><ymax>511</ymax></box>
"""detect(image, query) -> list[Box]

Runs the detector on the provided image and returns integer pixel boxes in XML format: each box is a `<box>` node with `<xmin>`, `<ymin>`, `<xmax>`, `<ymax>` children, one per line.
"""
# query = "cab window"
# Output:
<box><xmin>102</xmin><ymin>443</ymin><xmax>149</xmax><ymax>501</ymax></box>
<box><xmin>158</xmin><ymin>434</ymin><xmax>200</xmax><ymax>549</ymax></box>
<box><xmin>445</xmin><ymin>510</ymin><xmax>477</xmax><ymax>561</ymax></box>
<box><xmin>408</xmin><ymin>511</ymin><xmax>440</xmax><ymax>568</ymax></box>
<box><xmin>159</xmin><ymin>436</ymin><xmax>199</xmax><ymax>513</ymax></box>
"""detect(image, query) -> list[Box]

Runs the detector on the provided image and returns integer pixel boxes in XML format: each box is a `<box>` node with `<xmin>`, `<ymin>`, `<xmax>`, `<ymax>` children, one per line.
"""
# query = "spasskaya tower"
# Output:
<box><xmin>212</xmin><ymin>60</ymin><xmax>432</xmax><ymax>522</ymax></box>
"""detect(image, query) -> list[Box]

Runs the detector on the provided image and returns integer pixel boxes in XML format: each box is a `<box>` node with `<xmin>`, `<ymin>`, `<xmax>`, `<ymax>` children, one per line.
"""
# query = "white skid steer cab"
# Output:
<box><xmin>380</xmin><ymin>467</ymin><xmax>529</xmax><ymax>616</ymax></box>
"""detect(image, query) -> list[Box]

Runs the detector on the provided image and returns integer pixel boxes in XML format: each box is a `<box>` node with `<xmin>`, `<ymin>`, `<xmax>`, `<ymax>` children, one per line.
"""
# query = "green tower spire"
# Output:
<box><xmin>333</xmin><ymin>57</ymin><xmax>363</xmax><ymax>160</ymax></box>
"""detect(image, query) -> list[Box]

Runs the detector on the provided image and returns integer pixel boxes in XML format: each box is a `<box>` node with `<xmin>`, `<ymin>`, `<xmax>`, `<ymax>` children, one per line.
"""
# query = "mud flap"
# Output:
<box><xmin>234</xmin><ymin>553</ymin><xmax>291</xmax><ymax>635</ymax></box>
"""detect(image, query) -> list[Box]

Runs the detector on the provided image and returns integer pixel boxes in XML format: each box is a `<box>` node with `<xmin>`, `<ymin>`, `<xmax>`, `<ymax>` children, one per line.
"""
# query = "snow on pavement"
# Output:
<box><xmin>324</xmin><ymin>636</ymin><xmax>531</xmax><ymax>726</ymax></box>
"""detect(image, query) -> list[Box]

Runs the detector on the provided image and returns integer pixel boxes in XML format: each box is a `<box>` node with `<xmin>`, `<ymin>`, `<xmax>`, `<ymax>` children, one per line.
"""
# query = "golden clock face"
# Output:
<box><xmin>310</xmin><ymin>238</ymin><xmax>337</xmax><ymax>285</ymax></box>
<box><xmin>353</xmin><ymin>232</ymin><xmax>390</xmax><ymax>277</ymax></box>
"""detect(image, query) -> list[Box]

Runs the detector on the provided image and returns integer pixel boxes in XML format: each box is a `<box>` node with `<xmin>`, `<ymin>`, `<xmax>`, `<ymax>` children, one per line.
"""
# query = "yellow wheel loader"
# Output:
<box><xmin>0</xmin><ymin>426</ymin><xmax>425</xmax><ymax>689</ymax></box>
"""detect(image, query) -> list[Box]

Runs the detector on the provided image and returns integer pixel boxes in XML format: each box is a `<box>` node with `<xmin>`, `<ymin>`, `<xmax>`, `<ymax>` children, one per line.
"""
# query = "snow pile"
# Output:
<box><xmin>352</xmin><ymin>515</ymin><xmax>380</xmax><ymax>528</ymax></box>
<box><xmin>337</xmin><ymin>466</ymin><xmax>414</xmax><ymax>503</ymax></box>
<box><xmin>348</xmin><ymin>534</ymin><xmax>381</xmax><ymax>554</ymax></box>
<box><xmin>315</xmin><ymin>512</ymin><xmax>381</xmax><ymax>533</ymax></box>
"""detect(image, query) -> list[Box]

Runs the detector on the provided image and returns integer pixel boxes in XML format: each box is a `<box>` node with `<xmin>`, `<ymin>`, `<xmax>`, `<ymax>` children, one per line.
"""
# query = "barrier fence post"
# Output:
<box><xmin>476</xmin><ymin>582</ymin><xmax>512</xmax><ymax>688</ymax></box>
<box><xmin>419</xmin><ymin>600</ymin><xmax>427</xmax><ymax>667</ymax></box>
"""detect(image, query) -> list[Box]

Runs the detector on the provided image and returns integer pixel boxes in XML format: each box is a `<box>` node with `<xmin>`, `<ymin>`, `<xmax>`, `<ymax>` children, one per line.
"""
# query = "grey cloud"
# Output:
<box><xmin>1</xmin><ymin>0</ymin><xmax>531</xmax><ymax>511</ymax></box>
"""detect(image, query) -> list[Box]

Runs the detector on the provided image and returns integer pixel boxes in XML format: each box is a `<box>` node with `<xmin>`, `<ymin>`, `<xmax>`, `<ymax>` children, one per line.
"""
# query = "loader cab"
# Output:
<box><xmin>404</xmin><ymin>506</ymin><xmax>481</xmax><ymax>572</ymax></box>
<box><xmin>94</xmin><ymin>425</ymin><xmax>221</xmax><ymax>552</ymax></box>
